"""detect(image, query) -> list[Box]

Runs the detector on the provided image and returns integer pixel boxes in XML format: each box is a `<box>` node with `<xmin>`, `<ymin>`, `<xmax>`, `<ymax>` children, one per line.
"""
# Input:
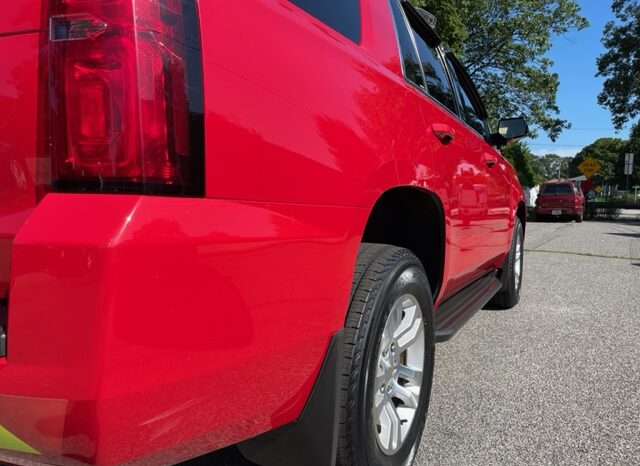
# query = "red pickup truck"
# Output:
<box><xmin>0</xmin><ymin>0</ymin><xmax>527</xmax><ymax>464</ymax></box>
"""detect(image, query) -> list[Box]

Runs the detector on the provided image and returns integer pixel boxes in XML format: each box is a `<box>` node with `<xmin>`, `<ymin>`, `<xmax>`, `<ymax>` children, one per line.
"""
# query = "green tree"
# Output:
<box><xmin>597</xmin><ymin>0</ymin><xmax>640</xmax><ymax>130</ymax></box>
<box><xmin>412</xmin><ymin>0</ymin><xmax>588</xmax><ymax>140</ymax></box>
<box><xmin>569</xmin><ymin>138</ymin><xmax>628</xmax><ymax>186</ymax></box>
<box><xmin>501</xmin><ymin>141</ymin><xmax>539</xmax><ymax>187</ymax></box>
<box><xmin>530</xmin><ymin>153</ymin><xmax>571</xmax><ymax>181</ymax></box>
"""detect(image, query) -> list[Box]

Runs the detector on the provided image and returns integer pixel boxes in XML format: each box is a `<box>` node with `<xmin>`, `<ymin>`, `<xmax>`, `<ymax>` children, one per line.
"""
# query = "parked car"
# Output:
<box><xmin>0</xmin><ymin>0</ymin><xmax>527</xmax><ymax>465</ymax></box>
<box><xmin>535</xmin><ymin>180</ymin><xmax>585</xmax><ymax>222</ymax></box>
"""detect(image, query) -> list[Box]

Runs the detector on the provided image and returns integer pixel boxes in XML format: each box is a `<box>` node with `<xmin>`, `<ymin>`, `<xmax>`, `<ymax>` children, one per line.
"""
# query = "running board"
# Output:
<box><xmin>434</xmin><ymin>273</ymin><xmax>502</xmax><ymax>342</ymax></box>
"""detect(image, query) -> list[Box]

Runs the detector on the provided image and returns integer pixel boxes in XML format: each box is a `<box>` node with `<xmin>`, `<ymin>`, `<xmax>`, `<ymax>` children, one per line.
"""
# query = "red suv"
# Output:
<box><xmin>536</xmin><ymin>180</ymin><xmax>585</xmax><ymax>222</ymax></box>
<box><xmin>0</xmin><ymin>1</ymin><xmax>527</xmax><ymax>464</ymax></box>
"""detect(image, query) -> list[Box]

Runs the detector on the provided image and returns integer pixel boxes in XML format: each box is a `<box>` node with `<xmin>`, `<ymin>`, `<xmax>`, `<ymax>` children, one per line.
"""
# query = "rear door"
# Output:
<box><xmin>0</xmin><ymin>0</ymin><xmax>45</xmax><ymax>298</ymax></box>
<box><xmin>397</xmin><ymin>4</ymin><xmax>494</xmax><ymax>296</ymax></box>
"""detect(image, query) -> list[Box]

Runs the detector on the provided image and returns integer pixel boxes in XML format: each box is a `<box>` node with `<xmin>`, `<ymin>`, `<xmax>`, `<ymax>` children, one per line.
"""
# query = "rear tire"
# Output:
<box><xmin>575</xmin><ymin>212</ymin><xmax>583</xmax><ymax>223</ymax></box>
<box><xmin>337</xmin><ymin>244</ymin><xmax>434</xmax><ymax>466</ymax></box>
<box><xmin>488</xmin><ymin>218</ymin><xmax>524</xmax><ymax>309</ymax></box>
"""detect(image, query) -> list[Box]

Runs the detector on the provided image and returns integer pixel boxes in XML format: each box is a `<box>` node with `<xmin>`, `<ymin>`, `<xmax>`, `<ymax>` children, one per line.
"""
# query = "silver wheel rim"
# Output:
<box><xmin>373</xmin><ymin>294</ymin><xmax>425</xmax><ymax>456</ymax></box>
<box><xmin>514</xmin><ymin>229</ymin><xmax>523</xmax><ymax>291</ymax></box>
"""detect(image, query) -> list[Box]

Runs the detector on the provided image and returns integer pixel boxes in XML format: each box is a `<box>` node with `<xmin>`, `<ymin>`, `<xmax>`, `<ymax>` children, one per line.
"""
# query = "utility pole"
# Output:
<box><xmin>625</xmin><ymin>153</ymin><xmax>635</xmax><ymax>193</ymax></box>
<box><xmin>557</xmin><ymin>159</ymin><xmax>562</xmax><ymax>179</ymax></box>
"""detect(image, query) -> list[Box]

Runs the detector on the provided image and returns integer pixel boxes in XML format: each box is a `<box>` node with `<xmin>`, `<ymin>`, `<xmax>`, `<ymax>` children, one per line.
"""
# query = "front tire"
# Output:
<box><xmin>488</xmin><ymin>217</ymin><xmax>524</xmax><ymax>309</ymax></box>
<box><xmin>337</xmin><ymin>244</ymin><xmax>434</xmax><ymax>466</ymax></box>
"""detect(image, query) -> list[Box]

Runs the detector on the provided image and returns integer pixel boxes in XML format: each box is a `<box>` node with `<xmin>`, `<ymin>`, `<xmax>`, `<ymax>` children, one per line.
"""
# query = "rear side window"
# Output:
<box><xmin>389</xmin><ymin>0</ymin><xmax>425</xmax><ymax>89</ymax></box>
<box><xmin>290</xmin><ymin>0</ymin><xmax>361</xmax><ymax>43</ymax></box>
<box><xmin>409</xmin><ymin>28</ymin><xmax>457</xmax><ymax>113</ymax></box>
<box><xmin>542</xmin><ymin>184</ymin><xmax>574</xmax><ymax>195</ymax></box>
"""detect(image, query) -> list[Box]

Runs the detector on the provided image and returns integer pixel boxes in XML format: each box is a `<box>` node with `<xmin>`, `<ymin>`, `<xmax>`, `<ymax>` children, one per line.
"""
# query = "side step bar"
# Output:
<box><xmin>435</xmin><ymin>272</ymin><xmax>502</xmax><ymax>342</ymax></box>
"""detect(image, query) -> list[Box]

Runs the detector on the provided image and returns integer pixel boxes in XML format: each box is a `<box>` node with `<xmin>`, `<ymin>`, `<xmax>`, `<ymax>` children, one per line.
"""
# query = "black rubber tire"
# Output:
<box><xmin>488</xmin><ymin>218</ymin><xmax>524</xmax><ymax>309</ymax></box>
<box><xmin>575</xmin><ymin>212</ymin><xmax>584</xmax><ymax>223</ymax></box>
<box><xmin>337</xmin><ymin>244</ymin><xmax>435</xmax><ymax>466</ymax></box>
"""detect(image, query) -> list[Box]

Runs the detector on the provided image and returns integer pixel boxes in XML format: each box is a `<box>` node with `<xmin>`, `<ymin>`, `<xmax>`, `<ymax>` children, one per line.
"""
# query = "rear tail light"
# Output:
<box><xmin>48</xmin><ymin>0</ymin><xmax>204</xmax><ymax>195</ymax></box>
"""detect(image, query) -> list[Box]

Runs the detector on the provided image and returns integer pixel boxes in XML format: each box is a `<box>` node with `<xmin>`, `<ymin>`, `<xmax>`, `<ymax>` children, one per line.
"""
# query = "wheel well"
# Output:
<box><xmin>517</xmin><ymin>201</ymin><xmax>526</xmax><ymax>232</ymax></box>
<box><xmin>361</xmin><ymin>187</ymin><xmax>445</xmax><ymax>298</ymax></box>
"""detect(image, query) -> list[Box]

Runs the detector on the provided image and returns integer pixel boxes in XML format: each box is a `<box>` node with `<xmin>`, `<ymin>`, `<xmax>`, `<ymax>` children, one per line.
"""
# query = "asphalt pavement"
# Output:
<box><xmin>193</xmin><ymin>217</ymin><xmax>640</xmax><ymax>465</ymax></box>
<box><xmin>417</xmin><ymin>218</ymin><xmax>640</xmax><ymax>465</ymax></box>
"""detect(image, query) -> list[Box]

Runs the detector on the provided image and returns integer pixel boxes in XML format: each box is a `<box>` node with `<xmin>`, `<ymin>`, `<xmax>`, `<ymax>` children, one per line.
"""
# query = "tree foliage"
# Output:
<box><xmin>629</xmin><ymin>123</ymin><xmax>640</xmax><ymax>156</ymax></box>
<box><xmin>412</xmin><ymin>0</ymin><xmax>588</xmax><ymax>140</ymax></box>
<box><xmin>530</xmin><ymin>153</ymin><xmax>568</xmax><ymax>182</ymax></box>
<box><xmin>501</xmin><ymin>141</ymin><xmax>539</xmax><ymax>187</ymax></box>
<box><xmin>597</xmin><ymin>0</ymin><xmax>640</xmax><ymax>130</ymax></box>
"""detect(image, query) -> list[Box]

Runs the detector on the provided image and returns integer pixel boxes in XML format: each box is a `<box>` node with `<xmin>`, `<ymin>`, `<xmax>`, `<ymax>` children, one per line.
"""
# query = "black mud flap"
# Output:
<box><xmin>237</xmin><ymin>330</ymin><xmax>343</xmax><ymax>466</ymax></box>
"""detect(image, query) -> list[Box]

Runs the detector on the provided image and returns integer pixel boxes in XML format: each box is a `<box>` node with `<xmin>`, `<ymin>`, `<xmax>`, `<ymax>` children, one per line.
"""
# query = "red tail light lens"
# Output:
<box><xmin>49</xmin><ymin>0</ymin><xmax>204</xmax><ymax>195</ymax></box>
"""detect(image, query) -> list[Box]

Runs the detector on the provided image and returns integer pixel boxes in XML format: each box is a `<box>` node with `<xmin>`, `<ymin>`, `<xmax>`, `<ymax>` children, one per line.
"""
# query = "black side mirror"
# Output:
<box><xmin>488</xmin><ymin>117</ymin><xmax>529</xmax><ymax>148</ymax></box>
<box><xmin>498</xmin><ymin>117</ymin><xmax>529</xmax><ymax>140</ymax></box>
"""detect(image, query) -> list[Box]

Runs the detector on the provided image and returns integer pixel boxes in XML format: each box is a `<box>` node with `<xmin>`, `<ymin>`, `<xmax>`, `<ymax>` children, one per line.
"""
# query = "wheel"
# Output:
<box><xmin>488</xmin><ymin>217</ymin><xmax>524</xmax><ymax>309</ymax></box>
<box><xmin>337</xmin><ymin>244</ymin><xmax>434</xmax><ymax>466</ymax></box>
<box><xmin>575</xmin><ymin>212</ymin><xmax>583</xmax><ymax>223</ymax></box>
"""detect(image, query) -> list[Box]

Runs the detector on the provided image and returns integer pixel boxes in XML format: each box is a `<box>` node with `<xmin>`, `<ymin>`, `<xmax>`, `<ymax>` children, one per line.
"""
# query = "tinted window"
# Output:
<box><xmin>447</xmin><ymin>59</ymin><xmax>488</xmax><ymax>137</ymax></box>
<box><xmin>410</xmin><ymin>30</ymin><xmax>457</xmax><ymax>113</ymax></box>
<box><xmin>389</xmin><ymin>0</ymin><xmax>425</xmax><ymax>89</ymax></box>
<box><xmin>290</xmin><ymin>0</ymin><xmax>361</xmax><ymax>43</ymax></box>
<box><xmin>542</xmin><ymin>184</ymin><xmax>574</xmax><ymax>195</ymax></box>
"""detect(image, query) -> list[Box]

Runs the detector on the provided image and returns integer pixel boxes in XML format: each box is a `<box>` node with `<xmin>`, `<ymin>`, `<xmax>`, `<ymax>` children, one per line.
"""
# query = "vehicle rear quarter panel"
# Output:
<box><xmin>0</xmin><ymin>31</ymin><xmax>43</xmax><ymax>298</ymax></box>
<box><xmin>3</xmin><ymin>194</ymin><xmax>367</xmax><ymax>464</ymax></box>
<box><xmin>0</xmin><ymin>0</ymin><xmax>42</xmax><ymax>33</ymax></box>
<box><xmin>201</xmin><ymin>0</ymin><xmax>433</xmax><ymax>208</ymax></box>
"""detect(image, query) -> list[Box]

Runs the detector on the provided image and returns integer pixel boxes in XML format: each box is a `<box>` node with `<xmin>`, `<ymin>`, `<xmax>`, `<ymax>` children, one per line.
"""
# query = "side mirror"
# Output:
<box><xmin>488</xmin><ymin>117</ymin><xmax>529</xmax><ymax>148</ymax></box>
<box><xmin>498</xmin><ymin>117</ymin><xmax>529</xmax><ymax>140</ymax></box>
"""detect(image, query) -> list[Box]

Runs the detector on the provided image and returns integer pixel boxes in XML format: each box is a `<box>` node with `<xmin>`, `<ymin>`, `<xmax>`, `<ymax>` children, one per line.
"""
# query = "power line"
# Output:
<box><xmin>562</xmin><ymin>128</ymin><xmax>618</xmax><ymax>131</ymax></box>
<box><xmin>529</xmin><ymin>143</ymin><xmax>587</xmax><ymax>147</ymax></box>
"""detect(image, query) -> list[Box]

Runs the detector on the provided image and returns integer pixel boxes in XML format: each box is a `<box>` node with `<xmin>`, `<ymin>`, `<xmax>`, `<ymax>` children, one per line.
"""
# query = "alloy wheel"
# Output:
<box><xmin>373</xmin><ymin>294</ymin><xmax>425</xmax><ymax>455</ymax></box>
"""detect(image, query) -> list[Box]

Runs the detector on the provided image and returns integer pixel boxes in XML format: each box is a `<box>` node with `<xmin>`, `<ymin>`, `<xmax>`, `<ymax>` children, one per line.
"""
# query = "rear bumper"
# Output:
<box><xmin>535</xmin><ymin>206</ymin><xmax>583</xmax><ymax>216</ymax></box>
<box><xmin>0</xmin><ymin>194</ymin><xmax>360</xmax><ymax>465</ymax></box>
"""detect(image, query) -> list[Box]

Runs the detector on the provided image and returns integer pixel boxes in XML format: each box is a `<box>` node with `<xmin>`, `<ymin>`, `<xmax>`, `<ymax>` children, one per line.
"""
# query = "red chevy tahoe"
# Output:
<box><xmin>0</xmin><ymin>0</ymin><xmax>527</xmax><ymax>464</ymax></box>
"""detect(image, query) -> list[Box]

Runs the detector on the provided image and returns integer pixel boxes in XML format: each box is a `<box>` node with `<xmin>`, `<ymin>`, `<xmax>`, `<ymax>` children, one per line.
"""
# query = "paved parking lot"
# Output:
<box><xmin>199</xmin><ymin>218</ymin><xmax>640</xmax><ymax>466</ymax></box>
<box><xmin>417</xmin><ymin>218</ymin><xmax>640</xmax><ymax>465</ymax></box>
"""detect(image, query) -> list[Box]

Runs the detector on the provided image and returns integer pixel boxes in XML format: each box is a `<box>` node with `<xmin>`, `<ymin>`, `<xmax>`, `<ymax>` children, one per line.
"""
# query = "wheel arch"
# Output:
<box><xmin>361</xmin><ymin>186</ymin><xmax>445</xmax><ymax>300</ymax></box>
<box><xmin>516</xmin><ymin>200</ymin><xmax>526</xmax><ymax>233</ymax></box>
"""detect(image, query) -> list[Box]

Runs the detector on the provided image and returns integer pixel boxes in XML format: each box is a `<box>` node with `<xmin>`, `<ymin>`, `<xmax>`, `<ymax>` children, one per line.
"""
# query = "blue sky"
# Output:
<box><xmin>529</xmin><ymin>1</ymin><xmax>632</xmax><ymax>158</ymax></box>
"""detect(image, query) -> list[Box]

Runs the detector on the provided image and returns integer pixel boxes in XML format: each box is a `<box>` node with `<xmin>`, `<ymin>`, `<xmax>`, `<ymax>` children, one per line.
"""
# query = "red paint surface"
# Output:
<box><xmin>0</xmin><ymin>0</ymin><xmax>524</xmax><ymax>464</ymax></box>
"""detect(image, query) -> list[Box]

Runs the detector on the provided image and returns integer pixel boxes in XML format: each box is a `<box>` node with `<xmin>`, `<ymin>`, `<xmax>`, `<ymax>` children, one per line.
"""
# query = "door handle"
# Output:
<box><xmin>431</xmin><ymin>124</ymin><xmax>455</xmax><ymax>145</ymax></box>
<box><xmin>484</xmin><ymin>153</ymin><xmax>498</xmax><ymax>168</ymax></box>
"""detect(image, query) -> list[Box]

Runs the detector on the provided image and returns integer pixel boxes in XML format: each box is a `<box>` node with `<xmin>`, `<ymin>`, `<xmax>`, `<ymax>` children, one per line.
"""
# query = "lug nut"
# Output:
<box><xmin>383</xmin><ymin>349</ymin><xmax>388</xmax><ymax>357</ymax></box>
<box><xmin>380</xmin><ymin>385</ymin><xmax>385</xmax><ymax>393</ymax></box>
<box><xmin>391</xmin><ymin>343</ymin><xmax>396</xmax><ymax>352</ymax></box>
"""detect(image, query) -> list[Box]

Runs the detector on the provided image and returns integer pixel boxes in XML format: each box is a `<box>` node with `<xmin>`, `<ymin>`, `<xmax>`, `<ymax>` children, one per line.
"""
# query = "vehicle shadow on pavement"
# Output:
<box><xmin>606</xmin><ymin>232</ymin><xmax>640</xmax><ymax>238</ymax></box>
<box><xmin>177</xmin><ymin>446</ymin><xmax>258</xmax><ymax>465</ymax></box>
